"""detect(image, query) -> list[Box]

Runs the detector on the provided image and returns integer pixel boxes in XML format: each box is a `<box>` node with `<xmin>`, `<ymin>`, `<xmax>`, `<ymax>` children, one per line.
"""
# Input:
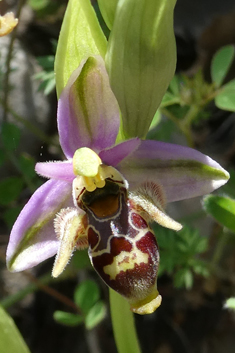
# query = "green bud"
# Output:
<box><xmin>106</xmin><ymin>0</ymin><xmax>177</xmax><ymax>139</ymax></box>
<box><xmin>97</xmin><ymin>0</ymin><xmax>118</xmax><ymax>29</ymax></box>
<box><xmin>55</xmin><ymin>0</ymin><xmax>107</xmax><ymax>97</ymax></box>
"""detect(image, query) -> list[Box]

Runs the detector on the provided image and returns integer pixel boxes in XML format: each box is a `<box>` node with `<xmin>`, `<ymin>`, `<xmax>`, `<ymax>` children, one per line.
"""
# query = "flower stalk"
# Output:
<box><xmin>110</xmin><ymin>289</ymin><xmax>142</xmax><ymax>353</ymax></box>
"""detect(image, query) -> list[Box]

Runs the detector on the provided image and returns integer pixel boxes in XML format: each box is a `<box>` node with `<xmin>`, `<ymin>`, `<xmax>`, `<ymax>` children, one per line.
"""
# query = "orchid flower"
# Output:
<box><xmin>7</xmin><ymin>56</ymin><xmax>229</xmax><ymax>315</ymax></box>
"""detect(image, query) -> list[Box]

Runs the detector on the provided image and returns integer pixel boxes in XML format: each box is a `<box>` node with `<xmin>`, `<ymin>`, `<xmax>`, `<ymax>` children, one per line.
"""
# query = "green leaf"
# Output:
<box><xmin>55</xmin><ymin>0</ymin><xmax>107</xmax><ymax>97</ymax></box>
<box><xmin>224</xmin><ymin>297</ymin><xmax>235</xmax><ymax>310</ymax></box>
<box><xmin>97</xmin><ymin>0</ymin><xmax>118</xmax><ymax>29</ymax></box>
<box><xmin>85</xmin><ymin>301</ymin><xmax>106</xmax><ymax>330</ymax></box>
<box><xmin>211</xmin><ymin>45</ymin><xmax>235</xmax><ymax>87</ymax></box>
<box><xmin>53</xmin><ymin>311</ymin><xmax>83</xmax><ymax>326</ymax></box>
<box><xmin>37</xmin><ymin>55</ymin><xmax>54</xmax><ymax>70</ymax></box>
<box><xmin>149</xmin><ymin>110</ymin><xmax>161</xmax><ymax>130</ymax></box>
<box><xmin>215</xmin><ymin>79</ymin><xmax>235</xmax><ymax>112</ymax></box>
<box><xmin>18</xmin><ymin>155</ymin><xmax>36</xmax><ymax>179</ymax></box>
<box><xmin>191</xmin><ymin>259</ymin><xmax>209</xmax><ymax>277</ymax></box>
<box><xmin>155</xmin><ymin>224</ymin><xmax>209</xmax><ymax>281</ymax></box>
<box><xmin>106</xmin><ymin>0</ymin><xmax>176</xmax><ymax>139</ymax></box>
<box><xmin>174</xmin><ymin>268</ymin><xmax>193</xmax><ymax>289</ymax></box>
<box><xmin>158</xmin><ymin>252</ymin><xmax>176</xmax><ymax>274</ymax></box>
<box><xmin>160</xmin><ymin>92</ymin><xmax>180</xmax><ymax>108</ymax></box>
<box><xmin>151</xmin><ymin>119</ymin><xmax>176</xmax><ymax>142</ymax></box>
<box><xmin>0</xmin><ymin>149</ymin><xmax>5</xmax><ymax>166</ymax></box>
<box><xmin>0</xmin><ymin>177</ymin><xmax>24</xmax><ymax>206</ymax></box>
<box><xmin>44</xmin><ymin>78</ymin><xmax>56</xmax><ymax>95</ymax></box>
<box><xmin>193</xmin><ymin>237</ymin><xmax>208</xmax><ymax>254</ymax></box>
<box><xmin>203</xmin><ymin>195</ymin><xmax>235</xmax><ymax>232</ymax></box>
<box><xmin>177</xmin><ymin>227</ymin><xmax>208</xmax><ymax>255</ymax></box>
<box><xmin>71</xmin><ymin>249</ymin><xmax>91</xmax><ymax>270</ymax></box>
<box><xmin>169</xmin><ymin>75</ymin><xmax>180</xmax><ymax>96</ymax></box>
<box><xmin>1</xmin><ymin>122</ymin><xmax>21</xmax><ymax>151</ymax></box>
<box><xmin>74</xmin><ymin>280</ymin><xmax>100</xmax><ymax>314</ymax></box>
<box><xmin>0</xmin><ymin>306</ymin><xmax>31</xmax><ymax>353</ymax></box>
<box><xmin>154</xmin><ymin>226</ymin><xmax>182</xmax><ymax>273</ymax></box>
<box><xmin>42</xmin><ymin>81</ymin><xmax>55</xmax><ymax>95</ymax></box>
<box><xmin>34</xmin><ymin>68</ymin><xmax>56</xmax><ymax>95</ymax></box>
<box><xmin>166</xmin><ymin>103</ymin><xmax>189</xmax><ymax>120</ymax></box>
<box><xmin>28</xmin><ymin>0</ymin><xmax>49</xmax><ymax>11</ymax></box>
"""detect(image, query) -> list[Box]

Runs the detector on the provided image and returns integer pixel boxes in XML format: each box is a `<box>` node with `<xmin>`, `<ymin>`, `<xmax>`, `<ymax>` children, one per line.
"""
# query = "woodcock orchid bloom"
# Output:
<box><xmin>7</xmin><ymin>56</ymin><xmax>229</xmax><ymax>314</ymax></box>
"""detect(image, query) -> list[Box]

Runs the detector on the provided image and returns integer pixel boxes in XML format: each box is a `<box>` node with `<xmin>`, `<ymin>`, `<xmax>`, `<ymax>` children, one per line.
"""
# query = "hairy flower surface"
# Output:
<box><xmin>7</xmin><ymin>56</ymin><xmax>229</xmax><ymax>314</ymax></box>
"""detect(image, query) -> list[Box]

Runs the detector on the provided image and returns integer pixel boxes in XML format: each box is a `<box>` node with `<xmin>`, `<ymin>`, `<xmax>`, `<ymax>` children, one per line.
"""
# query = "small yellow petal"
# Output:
<box><xmin>0</xmin><ymin>12</ymin><xmax>18</xmax><ymax>37</ymax></box>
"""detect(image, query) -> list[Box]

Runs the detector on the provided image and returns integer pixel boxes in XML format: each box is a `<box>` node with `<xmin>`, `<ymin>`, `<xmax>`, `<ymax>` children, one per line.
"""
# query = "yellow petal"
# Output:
<box><xmin>0</xmin><ymin>12</ymin><xmax>18</xmax><ymax>37</ymax></box>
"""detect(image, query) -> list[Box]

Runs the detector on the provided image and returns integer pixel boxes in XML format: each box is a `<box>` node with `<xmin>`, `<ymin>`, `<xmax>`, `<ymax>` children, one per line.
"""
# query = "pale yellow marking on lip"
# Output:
<box><xmin>131</xmin><ymin>289</ymin><xmax>162</xmax><ymax>315</ymax></box>
<box><xmin>103</xmin><ymin>248</ymin><xmax>149</xmax><ymax>280</ymax></box>
<box><xmin>91</xmin><ymin>227</ymin><xmax>148</xmax><ymax>258</ymax></box>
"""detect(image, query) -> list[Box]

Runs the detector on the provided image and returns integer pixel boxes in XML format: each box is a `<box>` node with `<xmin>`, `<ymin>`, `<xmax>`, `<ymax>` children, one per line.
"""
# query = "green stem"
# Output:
<box><xmin>0</xmin><ymin>271</ymin><xmax>80</xmax><ymax>313</ymax></box>
<box><xmin>180</xmin><ymin>105</ymin><xmax>200</xmax><ymax>147</ymax></box>
<box><xmin>109</xmin><ymin>289</ymin><xmax>142</xmax><ymax>353</ymax></box>
<box><xmin>161</xmin><ymin>97</ymin><xmax>181</xmax><ymax>108</ymax></box>
<box><xmin>160</xmin><ymin>107</ymin><xmax>181</xmax><ymax>128</ymax></box>
<box><xmin>211</xmin><ymin>228</ymin><xmax>229</xmax><ymax>268</ymax></box>
<box><xmin>201</xmin><ymin>87</ymin><xmax>223</xmax><ymax>106</ymax></box>
<box><xmin>183</xmin><ymin>105</ymin><xmax>200</xmax><ymax>127</ymax></box>
<box><xmin>161</xmin><ymin>105</ymin><xmax>201</xmax><ymax>148</ymax></box>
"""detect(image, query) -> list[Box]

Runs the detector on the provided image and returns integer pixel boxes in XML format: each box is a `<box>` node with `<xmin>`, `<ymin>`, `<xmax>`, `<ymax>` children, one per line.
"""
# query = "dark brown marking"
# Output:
<box><xmin>89</xmin><ymin>194</ymin><xmax>119</xmax><ymax>218</ymax></box>
<box><xmin>136</xmin><ymin>231</ymin><xmax>158</xmax><ymax>254</ymax></box>
<box><xmin>87</xmin><ymin>227</ymin><xmax>100</xmax><ymax>249</ymax></box>
<box><xmin>110</xmin><ymin>236</ymin><xmax>132</xmax><ymax>256</ymax></box>
<box><xmin>131</xmin><ymin>212</ymin><xmax>148</xmax><ymax>229</ymax></box>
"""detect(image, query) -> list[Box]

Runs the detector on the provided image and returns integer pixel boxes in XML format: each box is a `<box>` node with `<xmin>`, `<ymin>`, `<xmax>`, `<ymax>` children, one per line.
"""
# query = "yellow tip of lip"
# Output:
<box><xmin>130</xmin><ymin>290</ymin><xmax>162</xmax><ymax>315</ymax></box>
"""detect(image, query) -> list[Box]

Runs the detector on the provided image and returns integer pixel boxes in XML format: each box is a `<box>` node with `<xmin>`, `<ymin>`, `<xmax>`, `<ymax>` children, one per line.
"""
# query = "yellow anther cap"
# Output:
<box><xmin>73</xmin><ymin>147</ymin><xmax>102</xmax><ymax>177</ymax></box>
